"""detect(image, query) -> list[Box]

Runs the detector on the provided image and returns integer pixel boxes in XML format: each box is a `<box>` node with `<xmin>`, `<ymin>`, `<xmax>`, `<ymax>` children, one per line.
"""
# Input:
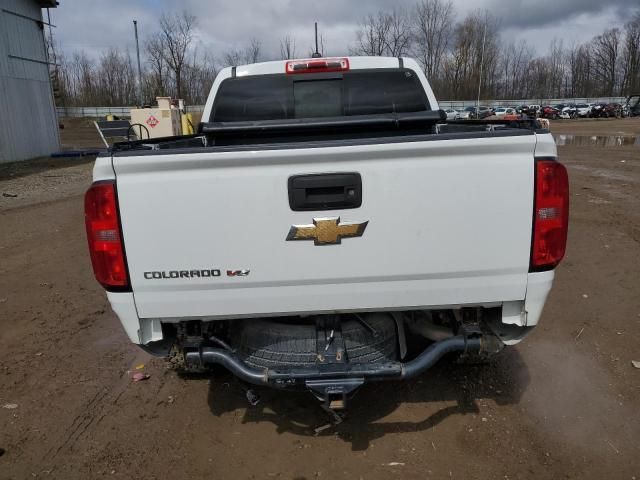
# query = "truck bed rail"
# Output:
<box><xmin>110</xmin><ymin>113</ymin><xmax>542</xmax><ymax>154</ymax></box>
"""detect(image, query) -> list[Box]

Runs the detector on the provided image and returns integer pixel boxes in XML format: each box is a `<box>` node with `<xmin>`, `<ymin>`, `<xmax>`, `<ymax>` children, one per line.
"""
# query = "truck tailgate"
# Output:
<box><xmin>113</xmin><ymin>134</ymin><xmax>536</xmax><ymax>319</ymax></box>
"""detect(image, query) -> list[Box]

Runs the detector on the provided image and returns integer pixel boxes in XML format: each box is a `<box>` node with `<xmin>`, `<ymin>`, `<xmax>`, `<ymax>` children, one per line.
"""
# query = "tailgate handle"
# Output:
<box><xmin>288</xmin><ymin>173</ymin><xmax>362</xmax><ymax>211</ymax></box>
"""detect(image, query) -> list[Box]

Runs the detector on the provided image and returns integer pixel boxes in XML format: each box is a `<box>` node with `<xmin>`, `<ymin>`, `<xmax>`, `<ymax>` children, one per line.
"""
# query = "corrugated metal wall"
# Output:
<box><xmin>0</xmin><ymin>0</ymin><xmax>60</xmax><ymax>163</ymax></box>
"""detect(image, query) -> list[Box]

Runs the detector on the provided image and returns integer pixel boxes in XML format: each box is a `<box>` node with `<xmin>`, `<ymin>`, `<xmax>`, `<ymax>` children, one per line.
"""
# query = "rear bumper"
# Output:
<box><xmin>126</xmin><ymin>272</ymin><xmax>529</xmax><ymax>322</ymax></box>
<box><xmin>107</xmin><ymin>272</ymin><xmax>554</xmax><ymax>346</ymax></box>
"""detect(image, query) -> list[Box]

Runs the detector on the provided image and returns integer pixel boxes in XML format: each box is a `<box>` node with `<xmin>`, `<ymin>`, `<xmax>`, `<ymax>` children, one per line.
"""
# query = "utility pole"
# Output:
<box><xmin>133</xmin><ymin>20</ymin><xmax>143</xmax><ymax>106</ymax></box>
<box><xmin>476</xmin><ymin>20</ymin><xmax>487</xmax><ymax>114</ymax></box>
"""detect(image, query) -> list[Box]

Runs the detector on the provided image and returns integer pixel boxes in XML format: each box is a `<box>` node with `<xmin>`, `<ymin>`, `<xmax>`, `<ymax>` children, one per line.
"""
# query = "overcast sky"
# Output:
<box><xmin>49</xmin><ymin>0</ymin><xmax>639</xmax><ymax>61</ymax></box>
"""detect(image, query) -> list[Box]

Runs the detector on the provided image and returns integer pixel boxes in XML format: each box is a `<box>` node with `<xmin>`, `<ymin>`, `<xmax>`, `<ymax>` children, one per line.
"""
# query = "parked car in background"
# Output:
<box><xmin>590</xmin><ymin>103</ymin><xmax>622</xmax><ymax>118</ymax></box>
<box><xmin>462</xmin><ymin>106</ymin><xmax>492</xmax><ymax>119</ymax></box>
<box><xmin>575</xmin><ymin>103</ymin><xmax>593</xmax><ymax>117</ymax></box>
<box><xmin>459</xmin><ymin>106</ymin><xmax>474</xmax><ymax>120</ymax></box>
<box><xmin>445</xmin><ymin>108</ymin><xmax>461</xmax><ymax>120</ymax></box>
<box><xmin>540</xmin><ymin>105</ymin><xmax>561</xmax><ymax>120</ymax></box>
<box><xmin>476</xmin><ymin>106</ymin><xmax>493</xmax><ymax>119</ymax></box>
<box><xmin>519</xmin><ymin>105</ymin><xmax>537</xmax><ymax>117</ymax></box>
<box><xmin>590</xmin><ymin>103</ymin><xmax>608</xmax><ymax>118</ymax></box>
<box><xmin>561</xmin><ymin>104</ymin><xmax>578</xmax><ymax>118</ymax></box>
<box><xmin>494</xmin><ymin>107</ymin><xmax>516</xmax><ymax>118</ymax></box>
<box><xmin>605</xmin><ymin>103</ymin><xmax>623</xmax><ymax>118</ymax></box>
<box><xmin>528</xmin><ymin>105</ymin><xmax>541</xmax><ymax>116</ymax></box>
<box><xmin>553</xmin><ymin>104</ymin><xmax>572</xmax><ymax>118</ymax></box>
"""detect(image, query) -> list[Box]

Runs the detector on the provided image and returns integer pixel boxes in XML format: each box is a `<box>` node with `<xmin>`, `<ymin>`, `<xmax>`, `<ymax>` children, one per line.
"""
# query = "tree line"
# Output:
<box><xmin>54</xmin><ymin>2</ymin><xmax>640</xmax><ymax>107</ymax></box>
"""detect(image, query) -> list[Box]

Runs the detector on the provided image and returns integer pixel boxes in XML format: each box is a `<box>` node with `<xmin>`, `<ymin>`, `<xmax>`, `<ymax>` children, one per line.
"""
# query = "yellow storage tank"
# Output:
<box><xmin>181</xmin><ymin>113</ymin><xmax>194</xmax><ymax>135</ymax></box>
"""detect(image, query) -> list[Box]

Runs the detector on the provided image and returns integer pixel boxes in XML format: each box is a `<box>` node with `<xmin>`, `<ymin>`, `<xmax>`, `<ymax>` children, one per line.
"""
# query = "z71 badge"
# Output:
<box><xmin>286</xmin><ymin>217</ymin><xmax>368</xmax><ymax>245</ymax></box>
<box><xmin>226</xmin><ymin>270</ymin><xmax>250</xmax><ymax>277</ymax></box>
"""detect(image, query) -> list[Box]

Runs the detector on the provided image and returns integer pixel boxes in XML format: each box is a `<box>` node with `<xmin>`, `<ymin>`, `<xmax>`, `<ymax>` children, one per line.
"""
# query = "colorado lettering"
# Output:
<box><xmin>143</xmin><ymin>269</ymin><xmax>221</xmax><ymax>279</ymax></box>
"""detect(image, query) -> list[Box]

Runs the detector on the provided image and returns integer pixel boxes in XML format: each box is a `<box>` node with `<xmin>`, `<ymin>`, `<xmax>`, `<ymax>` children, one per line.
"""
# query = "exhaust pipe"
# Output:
<box><xmin>401</xmin><ymin>336</ymin><xmax>480</xmax><ymax>379</ymax></box>
<box><xmin>406</xmin><ymin>318</ymin><xmax>455</xmax><ymax>342</ymax></box>
<box><xmin>192</xmin><ymin>348</ymin><xmax>268</xmax><ymax>384</ymax></box>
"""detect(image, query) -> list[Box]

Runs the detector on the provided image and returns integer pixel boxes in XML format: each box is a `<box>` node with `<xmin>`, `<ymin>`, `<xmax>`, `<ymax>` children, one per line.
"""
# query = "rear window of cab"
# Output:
<box><xmin>211</xmin><ymin>69</ymin><xmax>430</xmax><ymax>122</ymax></box>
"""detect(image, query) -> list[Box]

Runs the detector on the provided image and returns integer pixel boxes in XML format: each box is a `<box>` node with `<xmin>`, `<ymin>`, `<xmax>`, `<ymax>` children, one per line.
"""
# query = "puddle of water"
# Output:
<box><xmin>554</xmin><ymin>134</ymin><xmax>640</xmax><ymax>147</ymax></box>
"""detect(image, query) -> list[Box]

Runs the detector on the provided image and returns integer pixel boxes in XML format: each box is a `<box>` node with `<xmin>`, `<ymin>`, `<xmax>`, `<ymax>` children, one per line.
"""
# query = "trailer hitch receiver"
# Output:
<box><xmin>306</xmin><ymin>377</ymin><xmax>364</xmax><ymax>410</ymax></box>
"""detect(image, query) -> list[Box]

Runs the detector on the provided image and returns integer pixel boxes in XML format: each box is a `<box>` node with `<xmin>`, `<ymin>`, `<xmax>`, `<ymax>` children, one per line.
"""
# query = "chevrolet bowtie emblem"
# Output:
<box><xmin>286</xmin><ymin>217</ymin><xmax>368</xmax><ymax>245</ymax></box>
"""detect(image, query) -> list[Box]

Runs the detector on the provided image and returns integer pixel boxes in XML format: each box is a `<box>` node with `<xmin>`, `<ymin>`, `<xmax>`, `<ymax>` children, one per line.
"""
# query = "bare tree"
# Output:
<box><xmin>159</xmin><ymin>11</ymin><xmax>196</xmax><ymax>99</ymax></box>
<box><xmin>62</xmin><ymin>51</ymin><xmax>97</xmax><ymax>106</ymax></box>
<box><xmin>499</xmin><ymin>39</ymin><xmax>534</xmax><ymax>99</ymax></box>
<box><xmin>97</xmin><ymin>49</ymin><xmax>136</xmax><ymax>106</ymax></box>
<box><xmin>181</xmin><ymin>48</ymin><xmax>218</xmax><ymax>104</ymax></box>
<box><xmin>441</xmin><ymin>17</ymin><xmax>474</xmax><ymax>98</ymax></box>
<box><xmin>145</xmin><ymin>33</ymin><xmax>168</xmax><ymax>100</ymax></box>
<box><xmin>353</xmin><ymin>9</ymin><xmax>411</xmax><ymax>57</ymax></box>
<box><xmin>353</xmin><ymin>12</ymin><xmax>391</xmax><ymax>56</ymax></box>
<box><xmin>56</xmin><ymin>49</ymin><xmax>139</xmax><ymax>107</ymax></box>
<box><xmin>412</xmin><ymin>0</ymin><xmax>454</xmax><ymax>80</ymax></box>
<box><xmin>385</xmin><ymin>9</ymin><xmax>412</xmax><ymax>57</ymax></box>
<box><xmin>569</xmin><ymin>43</ymin><xmax>593</xmax><ymax>97</ymax></box>
<box><xmin>591</xmin><ymin>28</ymin><xmax>621</xmax><ymax>96</ymax></box>
<box><xmin>223</xmin><ymin>38</ymin><xmax>262</xmax><ymax>67</ymax></box>
<box><xmin>547</xmin><ymin>39</ymin><xmax>569</xmax><ymax>97</ymax></box>
<box><xmin>280</xmin><ymin>35</ymin><xmax>296</xmax><ymax>60</ymax></box>
<box><xmin>223</xmin><ymin>49</ymin><xmax>243</xmax><ymax>67</ymax></box>
<box><xmin>441</xmin><ymin>11</ymin><xmax>499</xmax><ymax>99</ymax></box>
<box><xmin>245</xmin><ymin>38</ymin><xmax>262</xmax><ymax>64</ymax></box>
<box><xmin>621</xmin><ymin>13</ymin><xmax>640</xmax><ymax>94</ymax></box>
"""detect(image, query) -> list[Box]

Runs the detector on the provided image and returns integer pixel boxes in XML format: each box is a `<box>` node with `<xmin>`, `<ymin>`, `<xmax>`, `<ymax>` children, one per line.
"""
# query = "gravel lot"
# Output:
<box><xmin>0</xmin><ymin>118</ymin><xmax>639</xmax><ymax>479</ymax></box>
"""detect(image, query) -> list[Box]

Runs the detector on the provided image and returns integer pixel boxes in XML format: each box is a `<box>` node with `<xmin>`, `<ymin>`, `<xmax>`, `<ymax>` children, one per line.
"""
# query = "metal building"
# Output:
<box><xmin>0</xmin><ymin>0</ymin><xmax>59</xmax><ymax>164</ymax></box>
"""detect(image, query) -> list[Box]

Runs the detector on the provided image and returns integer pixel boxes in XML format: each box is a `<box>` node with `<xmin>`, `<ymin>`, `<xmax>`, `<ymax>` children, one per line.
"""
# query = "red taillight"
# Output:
<box><xmin>84</xmin><ymin>181</ymin><xmax>130</xmax><ymax>290</ymax></box>
<box><xmin>530</xmin><ymin>159</ymin><xmax>569</xmax><ymax>271</ymax></box>
<box><xmin>286</xmin><ymin>58</ymin><xmax>349</xmax><ymax>74</ymax></box>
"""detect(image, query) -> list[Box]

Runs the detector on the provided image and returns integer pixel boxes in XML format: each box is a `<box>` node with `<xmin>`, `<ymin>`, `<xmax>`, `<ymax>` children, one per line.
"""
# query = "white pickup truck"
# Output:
<box><xmin>85</xmin><ymin>56</ymin><xmax>569</xmax><ymax>409</ymax></box>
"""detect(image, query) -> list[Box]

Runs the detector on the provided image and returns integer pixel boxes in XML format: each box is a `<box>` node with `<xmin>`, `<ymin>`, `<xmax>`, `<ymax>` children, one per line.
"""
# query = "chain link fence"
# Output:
<box><xmin>57</xmin><ymin>97</ymin><xmax>629</xmax><ymax>118</ymax></box>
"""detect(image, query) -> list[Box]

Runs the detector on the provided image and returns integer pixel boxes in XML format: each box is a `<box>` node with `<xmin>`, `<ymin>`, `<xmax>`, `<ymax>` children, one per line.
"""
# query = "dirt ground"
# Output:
<box><xmin>1</xmin><ymin>118</ymin><xmax>639</xmax><ymax>479</ymax></box>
